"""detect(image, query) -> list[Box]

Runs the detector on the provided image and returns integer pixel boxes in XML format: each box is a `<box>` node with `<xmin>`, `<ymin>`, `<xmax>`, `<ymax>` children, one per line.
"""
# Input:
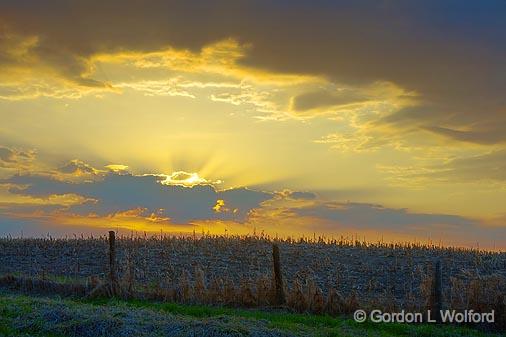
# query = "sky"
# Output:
<box><xmin>0</xmin><ymin>1</ymin><xmax>505</xmax><ymax>249</ymax></box>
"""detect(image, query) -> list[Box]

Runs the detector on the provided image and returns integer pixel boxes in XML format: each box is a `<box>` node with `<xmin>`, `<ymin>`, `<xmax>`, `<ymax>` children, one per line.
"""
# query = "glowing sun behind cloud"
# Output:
<box><xmin>160</xmin><ymin>171</ymin><xmax>219</xmax><ymax>187</ymax></box>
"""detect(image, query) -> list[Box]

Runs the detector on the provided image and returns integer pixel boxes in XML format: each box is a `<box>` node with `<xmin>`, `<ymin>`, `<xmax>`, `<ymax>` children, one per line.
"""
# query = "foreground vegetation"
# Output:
<box><xmin>1</xmin><ymin>234</ymin><xmax>505</xmax><ymax>335</ymax></box>
<box><xmin>0</xmin><ymin>291</ymin><xmax>501</xmax><ymax>337</ymax></box>
<box><xmin>1</xmin><ymin>235</ymin><xmax>505</xmax><ymax>316</ymax></box>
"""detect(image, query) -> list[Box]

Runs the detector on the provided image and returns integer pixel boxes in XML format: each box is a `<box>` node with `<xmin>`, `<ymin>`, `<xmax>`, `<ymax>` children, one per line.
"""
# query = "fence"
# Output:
<box><xmin>0</xmin><ymin>231</ymin><xmax>504</xmax><ymax>329</ymax></box>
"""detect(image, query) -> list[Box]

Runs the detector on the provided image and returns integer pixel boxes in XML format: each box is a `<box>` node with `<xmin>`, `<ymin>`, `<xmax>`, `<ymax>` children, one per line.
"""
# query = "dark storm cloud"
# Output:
<box><xmin>1</xmin><ymin>0</ymin><xmax>505</xmax><ymax>143</ymax></box>
<box><xmin>2</xmin><ymin>172</ymin><xmax>273</xmax><ymax>223</ymax></box>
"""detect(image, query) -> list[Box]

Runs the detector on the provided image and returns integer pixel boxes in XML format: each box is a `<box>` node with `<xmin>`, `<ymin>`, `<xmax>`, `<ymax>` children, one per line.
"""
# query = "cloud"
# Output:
<box><xmin>241</xmin><ymin>197</ymin><xmax>506</xmax><ymax>248</ymax></box>
<box><xmin>0</xmin><ymin>208</ymin><xmax>174</xmax><ymax>237</ymax></box>
<box><xmin>160</xmin><ymin>171</ymin><xmax>219</xmax><ymax>187</ymax></box>
<box><xmin>0</xmin><ymin>2</ymin><xmax>505</xmax><ymax>245</ymax></box>
<box><xmin>430</xmin><ymin>150</ymin><xmax>506</xmax><ymax>183</ymax></box>
<box><xmin>290</xmin><ymin>89</ymin><xmax>368</xmax><ymax>112</ymax></box>
<box><xmin>0</xmin><ymin>27</ymin><xmax>115</xmax><ymax>100</ymax></box>
<box><xmin>0</xmin><ymin>215</ymin><xmax>53</xmax><ymax>237</ymax></box>
<box><xmin>2</xmin><ymin>1</ymin><xmax>503</xmax><ymax>145</ymax></box>
<box><xmin>115</xmin><ymin>80</ymin><xmax>196</xmax><ymax>98</ymax></box>
<box><xmin>2</xmin><ymin>169</ymin><xmax>273</xmax><ymax>224</ymax></box>
<box><xmin>287</xmin><ymin>201</ymin><xmax>506</xmax><ymax>247</ymax></box>
<box><xmin>423</xmin><ymin>126</ymin><xmax>506</xmax><ymax>145</ymax></box>
<box><xmin>276</xmin><ymin>190</ymin><xmax>317</xmax><ymax>200</ymax></box>
<box><xmin>104</xmin><ymin>164</ymin><xmax>129</xmax><ymax>173</ymax></box>
<box><xmin>315</xmin><ymin>132</ymin><xmax>378</xmax><ymax>152</ymax></box>
<box><xmin>291</xmin><ymin>202</ymin><xmax>474</xmax><ymax>231</ymax></box>
<box><xmin>0</xmin><ymin>146</ymin><xmax>35</xmax><ymax>169</ymax></box>
<box><xmin>378</xmin><ymin>149</ymin><xmax>506</xmax><ymax>187</ymax></box>
<box><xmin>0</xmin><ymin>146</ymin><xmax>29</xmax><ymax>163</ymax></box>
<box><xmin>218</xmin><ymin>187</ymin><xmax>273</xmax><ymax>220</ymax></box>
<box><xmin>0</xmin><ymin>158</ymin><xmax>504</xmax><ymax>248</ymax></box>
<box><xmin>286</xmin><ymin>191</ymin><xmax>317</xmax><ymax>200</ymax></box>
<box><xmin>57</xmin><ymin>159</ymin><xmax>100</xmax><ymax>175</ymax></box>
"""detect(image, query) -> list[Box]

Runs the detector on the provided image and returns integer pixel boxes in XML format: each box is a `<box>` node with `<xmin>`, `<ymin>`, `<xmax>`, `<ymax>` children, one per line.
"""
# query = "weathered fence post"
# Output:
<box><xmin>272</xmin><ymin>243</ymin><xmax>286</xmax><ymax>305</ymax></box>
<box><xmin>108</xmin><ymin>231</ymin><xmax>117</xmax><ymax>295</ymax></box>
<box><xmin>431</xmin><ymin>260</ymin><xmax>443</xmax><ymax>322</ymax></box>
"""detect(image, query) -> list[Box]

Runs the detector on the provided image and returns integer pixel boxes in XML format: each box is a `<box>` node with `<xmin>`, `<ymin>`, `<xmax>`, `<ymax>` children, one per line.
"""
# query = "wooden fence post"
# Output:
<box><xmin>108</xmin><ymin>231</ymin><xmax>117</xmax><ymax>294</ymax></box>
<box><xmin>272</xmin><ymin>243</ymin><xmax>286</xmax><ymax>305</ymax></box>
<box><xmin>431</xmin><ymin>260</ymin><xmax>443</xmax><ymax>322</ymax></box>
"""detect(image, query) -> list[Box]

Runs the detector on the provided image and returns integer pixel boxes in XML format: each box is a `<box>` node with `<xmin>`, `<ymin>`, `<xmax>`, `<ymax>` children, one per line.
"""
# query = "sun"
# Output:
<box><xmin>160</xmin><ymin>171</ymin><xmax>211</xmax><ymax>187</ymax></box>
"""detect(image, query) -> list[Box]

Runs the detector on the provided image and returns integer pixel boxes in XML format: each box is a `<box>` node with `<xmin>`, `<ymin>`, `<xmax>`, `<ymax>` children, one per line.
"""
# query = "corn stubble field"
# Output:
<box><xmin>1</xmin><ymin>234</ymin><xmax>505</xmax><ymax>336</ymax></box>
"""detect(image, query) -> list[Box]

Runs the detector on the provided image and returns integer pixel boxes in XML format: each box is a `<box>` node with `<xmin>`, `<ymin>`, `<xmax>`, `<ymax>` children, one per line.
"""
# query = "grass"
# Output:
<box><xmin>0</xmin><ymin>291</ymin><xmax>500</xmax><ymax>337</ymax></box>
<box><xmin>0</xmin><ymin>294</ymin><xmax>64</xmax><ymax>337</ymax></box>
<box><xmin>85</xmin><ymin>297</ymin><xmax>343</xmax><ymax>335</ymax></box>
<box><xmin>84</xmin><ymin>298</ymin><xmax>500</xmax><ymax>337</ymax></box>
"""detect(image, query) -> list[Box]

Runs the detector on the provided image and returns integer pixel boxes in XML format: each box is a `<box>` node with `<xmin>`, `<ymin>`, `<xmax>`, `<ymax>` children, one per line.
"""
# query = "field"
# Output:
<box><xmin>0</xmin><ymin>234</ymin><xmax>505</xmax><ymax>335</ymax></box>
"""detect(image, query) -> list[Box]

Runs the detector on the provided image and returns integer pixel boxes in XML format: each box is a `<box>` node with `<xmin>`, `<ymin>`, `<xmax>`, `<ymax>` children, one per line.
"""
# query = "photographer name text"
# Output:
<box><xmin>353</xmin><ymin>309</ymin><xmax>495</xmax><ymax>324</ymax></box>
